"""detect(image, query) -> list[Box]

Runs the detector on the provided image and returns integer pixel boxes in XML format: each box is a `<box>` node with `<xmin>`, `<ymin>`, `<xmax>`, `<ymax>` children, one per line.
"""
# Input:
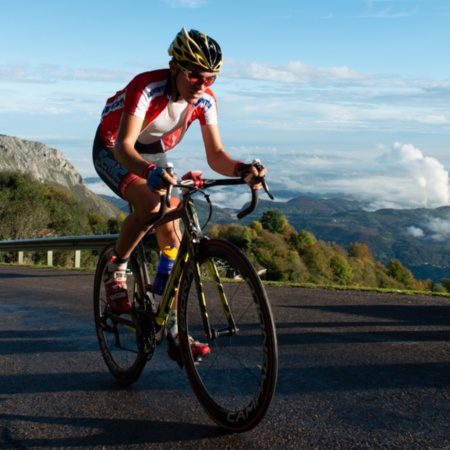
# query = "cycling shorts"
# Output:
<box><xmin>92</xmin><ymin>127</ymin><xmax>171</xmax><ymax>201</ymax></box>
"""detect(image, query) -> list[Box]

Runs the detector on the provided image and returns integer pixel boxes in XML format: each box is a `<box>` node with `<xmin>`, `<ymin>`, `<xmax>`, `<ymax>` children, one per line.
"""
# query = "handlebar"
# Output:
<box><xmin>145</xmin><ymin>165</ymin><xmax>274</xmax><ymax>227</ymax></box>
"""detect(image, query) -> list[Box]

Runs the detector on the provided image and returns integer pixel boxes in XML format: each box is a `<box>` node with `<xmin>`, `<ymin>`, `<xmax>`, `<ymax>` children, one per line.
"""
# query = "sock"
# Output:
<box><xmin>106</xmin><ymin>256</ymin><xmax>129</xmax><ymax>276</ymax></box>
<box><xmin>167</xmin><ymin>310</ymin><xmax>178</xmax><ymax>338</ymax></box>
<box><xmin>113</xmin><ymin>254</ymin><xmax>129</xmax><ymax>265</ymax></box>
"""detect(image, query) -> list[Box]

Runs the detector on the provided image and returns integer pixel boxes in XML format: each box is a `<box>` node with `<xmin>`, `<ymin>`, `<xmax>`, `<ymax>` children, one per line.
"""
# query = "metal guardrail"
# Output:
<box><xmin>0</xmin><ymin>234</ymin><xmax>119</xmax><ymax>267</ymax></box>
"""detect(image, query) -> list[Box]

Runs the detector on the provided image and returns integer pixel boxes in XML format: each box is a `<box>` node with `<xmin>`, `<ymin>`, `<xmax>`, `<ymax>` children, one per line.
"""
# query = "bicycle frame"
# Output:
<box><xmin>138</xmin><ymin>185</ymin><xmax>237</xmax><ymax>340</ymax></box>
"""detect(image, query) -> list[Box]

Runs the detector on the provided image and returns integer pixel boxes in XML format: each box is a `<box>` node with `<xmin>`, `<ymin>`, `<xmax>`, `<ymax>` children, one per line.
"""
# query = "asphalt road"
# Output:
<box><xmin>0</xmin><ymin>265</ymin><xmax>449</xmax><ymax>449</ymax></box>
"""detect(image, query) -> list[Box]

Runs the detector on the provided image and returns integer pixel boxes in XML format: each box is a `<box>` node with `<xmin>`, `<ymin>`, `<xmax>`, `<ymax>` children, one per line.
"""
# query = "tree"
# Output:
<box><xmin>0</xmin><ymin>172</ymin><xmax>48</xmax><ymax>240</ymax></box>
<box><xmin>298</xmin><ymin>241</ymin><xmax>331</xmax><ymax>280</ymax></box>
<box><xmin>440</xmin><ymin>278</ymin><xmax>450</xmax><ymax>293</ymax></box>
<box><xmin>289</xmin><ymin>230</ymin><xmax>317</xmax><ymax>251</ymax></box>
<box><xmin>206</xmin><ymin>223</ymin><xmax>254</xmax><ymax>250</ymax></box>
<box><xmin>330</xmin><ymin>254</ymin><xmax>354</xmax><ymax>285</ymax></box>
<box><xmin>348</xmin><ymin>242</ymin><xmax>373</xmax><ymax>260</ymax></box>
<box><xmin>387</xmin><ymin>259</ymin><xmax>414</xmax><ymax>286</ymax></box>
<box><xmin>260</xmin><ymin>210</ymin><xmax>288</xmax><ymax>234</ymax></box>
<box><xmin>249</xmin><ymin>220</ymin><xmax>263</xmax><ymax>235</ymax></box>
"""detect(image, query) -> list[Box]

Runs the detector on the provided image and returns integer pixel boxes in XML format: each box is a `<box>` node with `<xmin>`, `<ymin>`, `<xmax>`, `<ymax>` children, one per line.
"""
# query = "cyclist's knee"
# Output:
<box><xmin>127</xmin><ymin>183</ymin><xmax>159</xmax><ymax>212</ymax></box>
<box><xmin>156</xmin><ymin>222</ymin><xmax>181</xmax><ymax>248</ymax></box>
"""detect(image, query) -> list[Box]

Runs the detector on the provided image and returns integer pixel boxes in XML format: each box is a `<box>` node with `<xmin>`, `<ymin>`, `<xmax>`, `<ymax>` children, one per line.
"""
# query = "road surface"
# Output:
<box><xmin>0</xmin><ymin>266</ymin><xmax>449</xmax><ymax>449</ymax></box>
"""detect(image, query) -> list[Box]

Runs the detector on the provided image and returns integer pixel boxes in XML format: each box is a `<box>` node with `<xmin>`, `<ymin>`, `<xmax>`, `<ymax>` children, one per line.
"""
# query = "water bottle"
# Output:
<box><xmin>153</xmin><ymin>244</ymin><xmax>178</xmax><ymax>295</ymax></box>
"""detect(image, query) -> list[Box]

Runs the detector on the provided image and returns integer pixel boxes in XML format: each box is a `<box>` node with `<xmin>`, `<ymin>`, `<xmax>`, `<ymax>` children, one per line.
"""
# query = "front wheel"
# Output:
<box><xmin>178</xmin><ymin>239</ymin><xmax>278</xmax><ymax>432</ymax></box>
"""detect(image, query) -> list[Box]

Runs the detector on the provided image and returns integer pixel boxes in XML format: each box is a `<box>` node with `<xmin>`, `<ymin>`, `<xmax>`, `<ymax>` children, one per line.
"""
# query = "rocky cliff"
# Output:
<box><xmin>0</xmin><ymin>134</ymin><xmax>119</xmax><ymax>218</ymax></box>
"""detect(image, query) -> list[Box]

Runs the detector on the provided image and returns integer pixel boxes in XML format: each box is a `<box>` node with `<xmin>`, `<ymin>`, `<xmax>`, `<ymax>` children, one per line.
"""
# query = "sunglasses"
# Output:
<box><xmin>177</xmin><ymin>63</ymin><xmax>217</xmax><ymax>87</ymax></box>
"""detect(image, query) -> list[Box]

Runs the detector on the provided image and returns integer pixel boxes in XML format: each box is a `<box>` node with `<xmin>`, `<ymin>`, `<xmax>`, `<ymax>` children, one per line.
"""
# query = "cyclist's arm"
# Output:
<box><xmin>201</xmin><ymin>124</ymin><xmax>239</xmax><ymax>176</ymax></box>
<box><xmin>201</xmin><ymin>124</ymin><xmax>266</xmax><ymax>186</ymax></box>
<box><xmin>114</xmin><ymin>112</ymin><xmax>154</xmax><ymax>178</ymax></box>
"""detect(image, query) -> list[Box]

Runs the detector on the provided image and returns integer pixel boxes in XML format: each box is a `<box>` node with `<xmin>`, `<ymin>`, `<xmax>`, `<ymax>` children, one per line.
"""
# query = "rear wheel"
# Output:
<box><xmin>93</xmin><ymin>244</ymin><xmax>148</xmax><ymax>385</ymax></box>
<box><xmin>178</xmin><ymin>239</ymin><xmax>278</xmax><ymax>432</ymax></box>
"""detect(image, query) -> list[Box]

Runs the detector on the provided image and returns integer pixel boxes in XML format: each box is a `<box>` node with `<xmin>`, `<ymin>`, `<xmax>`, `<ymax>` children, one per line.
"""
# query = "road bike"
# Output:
<box><xmin>93</xmin><ymin>163</ymin><xmax>278</xmax><ymax>432</ymax></box>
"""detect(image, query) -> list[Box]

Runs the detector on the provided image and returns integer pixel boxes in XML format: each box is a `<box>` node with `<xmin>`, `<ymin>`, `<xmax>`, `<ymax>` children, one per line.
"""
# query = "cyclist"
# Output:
<box><xmin>93</xmin><ymin>27</ymin><xmax>266</xmax><ymax>361</ymax></box>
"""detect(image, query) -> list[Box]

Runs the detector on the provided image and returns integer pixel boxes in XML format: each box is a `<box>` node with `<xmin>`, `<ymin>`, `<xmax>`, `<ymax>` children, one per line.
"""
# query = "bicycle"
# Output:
<box><xmin>93</xmin><ymin>162</ymin><xmax>278</xmax><ymax>432</ymax></box>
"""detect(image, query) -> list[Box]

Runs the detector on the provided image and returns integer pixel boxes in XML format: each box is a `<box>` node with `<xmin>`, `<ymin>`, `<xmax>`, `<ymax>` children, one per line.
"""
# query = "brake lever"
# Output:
<box><xmin>261</xmin><ymin>177</ymin><xmax>274</xmax><ymax>200</ymax></box>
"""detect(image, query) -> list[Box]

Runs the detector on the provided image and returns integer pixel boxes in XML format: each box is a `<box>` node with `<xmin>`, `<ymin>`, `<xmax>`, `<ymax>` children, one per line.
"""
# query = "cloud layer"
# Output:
<box><xmin>260</xmin><ymin>142</ymin><xmax>450</xmax><ymax>210</ymax></box>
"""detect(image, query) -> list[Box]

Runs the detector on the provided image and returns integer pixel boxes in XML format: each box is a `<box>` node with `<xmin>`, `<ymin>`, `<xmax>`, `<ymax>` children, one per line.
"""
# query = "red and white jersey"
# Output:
<box><xmin>99</xmin><ymin>69</ymin><xmax>218</xmax><ymax>150</ymax></box>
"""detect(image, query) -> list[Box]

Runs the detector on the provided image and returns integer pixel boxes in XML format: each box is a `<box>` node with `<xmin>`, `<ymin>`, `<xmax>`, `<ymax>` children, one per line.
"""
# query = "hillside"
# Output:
<box><xmin>224</xmin><ymin>196</ymin><xmax>450</xmax><ymax>282</ymax></box>
<box><xmin>0</xmin><ymin>134</ymin><xmax>119</xmax><ymax>218</ymax></box>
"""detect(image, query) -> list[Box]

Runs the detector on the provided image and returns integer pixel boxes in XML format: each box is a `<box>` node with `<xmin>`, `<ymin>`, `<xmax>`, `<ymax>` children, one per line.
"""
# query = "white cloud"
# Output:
<box><xmin>3</xmin><ymin>59</ymin><xmax>450</xmax><ymax>141</ymax></box>
<box><xmin>209</xmin><ymin>190</ymin><xmax>252</xmax><ymax>210</ymax></box>
<box><xmin>0</xmin><ymin>61</ymin><xmax>132</xmax><ymax>84</ymax></box>
<box><xmin>225</xmin><ymin>60</ymin><xmax>372</xmax><ymax>85</ymax></box>
<box><xmin>426</xmin><ymin>217</ymin><xmax>450</xmax><ymax>241</ymax></box>
<box><xmin>414</xmin><ymin>115</ymin><xmax>449</xmax><ymax>125</ymax></box>
<box><xmin>252</xmin><ymin>142</ymin><xmax>450</xmax><ymax>210</ymax></box>
<box><xmin>406</xmin><ymin>226</ymin><xmax>425</xmax><ymax>238</ymax></box>
<box><xmin>374</xmin><ymin>142</ymin><xmax>450</xmax><ymax>206</ymax></box>
<box><xmin>406</xmin><ymin>216</ymin><xmax>450</xmax><ymax>241</ymax></box>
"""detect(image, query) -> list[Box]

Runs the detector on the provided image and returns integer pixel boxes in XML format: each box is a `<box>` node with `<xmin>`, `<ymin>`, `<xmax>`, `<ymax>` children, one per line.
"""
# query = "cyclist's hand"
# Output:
<box><xmin>146</xmin><ymin>166</ymin><xmax>176</xmax><ymax>194</ymax></box>
<box><xmin>235</xmin><ymin>160</ymin><xmax>267</xmax><ymax>190</ymax></box>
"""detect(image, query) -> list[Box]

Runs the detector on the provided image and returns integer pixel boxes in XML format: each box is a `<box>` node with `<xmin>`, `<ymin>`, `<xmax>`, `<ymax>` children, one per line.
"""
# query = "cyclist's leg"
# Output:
<box><xmin>94</xmin><ymin>138</ymin><xmax>184</xmax><ymax>345</ymax></box>
<box><xmin>115</xmin><ymin>179</ymin><xmax>160</xmax><ymax>259</ymax></box>
<box><xmin>93</xmin><ymin>135</ymin><xmax>179</xmax><ymax>259</ymax></box>
<box><xmin>93</xmin><ymin>135</ymin><xmax>146</xmax><ymax>311</ymax></box>
<box><xmin>94</xmin><ymin>246</ymin><xmax>149</xmax><ymax>385</ymax></box>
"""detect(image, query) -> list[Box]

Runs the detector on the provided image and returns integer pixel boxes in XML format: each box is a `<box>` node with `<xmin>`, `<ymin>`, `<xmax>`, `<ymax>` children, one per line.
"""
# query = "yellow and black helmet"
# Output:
<box><xmin>168</xmin><ymin>28</ymin><xmax>222</xmax><ymax>73</ymax></box>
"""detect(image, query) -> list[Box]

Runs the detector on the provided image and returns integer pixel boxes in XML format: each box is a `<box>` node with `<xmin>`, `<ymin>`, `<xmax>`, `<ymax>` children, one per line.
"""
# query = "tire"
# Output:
<box><xmin>93</xmin><ymin>244</ymin><xmax>147</xmax><ymax>385</ymax></box>
<box><xmin>178</xmin><ymin>239</ymin><xmax>278</xmax><ymax>432</ymax></box>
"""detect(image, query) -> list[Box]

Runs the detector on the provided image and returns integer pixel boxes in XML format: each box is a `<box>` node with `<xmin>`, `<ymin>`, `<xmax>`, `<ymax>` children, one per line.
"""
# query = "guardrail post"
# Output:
<box><xmin>47</xmin><ymin>250</ymin><xmax>53</xmax><ymax>266</ymax></box>
<box><xmin>75</xmin><ymin>250</ymin><xmax>81</xmax><ymax>268</ymax></box>
<box><xmin>18</xmin><ymin>251</ymin><xmax>24</xmax><ymax>265</ymax></box>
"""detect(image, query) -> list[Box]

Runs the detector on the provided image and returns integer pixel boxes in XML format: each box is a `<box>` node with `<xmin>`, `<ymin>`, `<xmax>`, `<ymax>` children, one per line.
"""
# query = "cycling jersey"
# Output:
<box><xmin>93</xmin><ymin>68</ymin><xmax>219</xmax><ymax>200</ymax></box>
<box><xmin>98</xmin><ymin>68</ymin><xmax>218</xmax><ymax>151</ymax></box>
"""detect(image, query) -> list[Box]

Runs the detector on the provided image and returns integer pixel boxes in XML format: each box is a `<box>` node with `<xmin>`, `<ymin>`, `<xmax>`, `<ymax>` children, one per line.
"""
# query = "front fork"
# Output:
<box><xmin>191</xmin><ymin>246</ymin><xmax>239</xmax><ymax>341</ymax></box>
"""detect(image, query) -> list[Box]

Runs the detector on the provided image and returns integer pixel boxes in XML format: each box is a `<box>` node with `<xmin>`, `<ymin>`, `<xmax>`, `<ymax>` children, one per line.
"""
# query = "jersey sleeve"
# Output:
<box><xmin>197</xmin><ymin>89</ymin><xmax>218</xmax><ymax>126</ymax></box>
<box><xmin>123</xmin><ymin>71</ymin><xmax>168</xmax><ymax>119</ymax></box>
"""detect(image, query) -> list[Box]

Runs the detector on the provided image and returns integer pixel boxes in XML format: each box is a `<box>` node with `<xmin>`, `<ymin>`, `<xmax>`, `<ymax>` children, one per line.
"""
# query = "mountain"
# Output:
<box><xmin>0</xmin><ymin>134</ymin><xmax>119</xmax><ymax>218</ymax></box>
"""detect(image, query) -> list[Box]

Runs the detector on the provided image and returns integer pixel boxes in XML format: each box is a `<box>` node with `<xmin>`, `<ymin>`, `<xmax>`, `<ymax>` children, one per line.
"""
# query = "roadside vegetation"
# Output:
<box><xmin>0</xmin><ymin>171</ymin><xmax>123</xmax><ymax>267</ymax></box>
<box><xmin>0</xmin><ymin>171</ymin><xmax>448</xmax><ymax>294</ymax></box>
<box><xmin>208</xmin><ymin>209</ymin><xmax>449</xmax><ymax>294</ymax></box>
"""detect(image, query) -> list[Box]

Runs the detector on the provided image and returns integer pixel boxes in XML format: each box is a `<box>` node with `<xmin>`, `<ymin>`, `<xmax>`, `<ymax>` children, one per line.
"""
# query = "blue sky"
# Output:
<box><xmin>1</xmin><ymin>0</ymin><xmax>450</xmax><ymax>215</ymax></box>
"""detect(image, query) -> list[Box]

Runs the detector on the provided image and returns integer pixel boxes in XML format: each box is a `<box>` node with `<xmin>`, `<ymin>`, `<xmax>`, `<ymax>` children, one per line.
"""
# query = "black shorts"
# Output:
<box><xmin>92</xmin><ymin>127</ymin><xmax>166</xmax><ymax>200</ymax></box>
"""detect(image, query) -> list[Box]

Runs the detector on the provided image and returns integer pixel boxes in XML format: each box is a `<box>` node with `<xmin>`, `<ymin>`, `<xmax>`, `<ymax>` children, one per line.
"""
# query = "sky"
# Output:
<box><xmin>1</xmin><ymin>0</ymin><xmax>450</xmax><ymax>216</ymax></box>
